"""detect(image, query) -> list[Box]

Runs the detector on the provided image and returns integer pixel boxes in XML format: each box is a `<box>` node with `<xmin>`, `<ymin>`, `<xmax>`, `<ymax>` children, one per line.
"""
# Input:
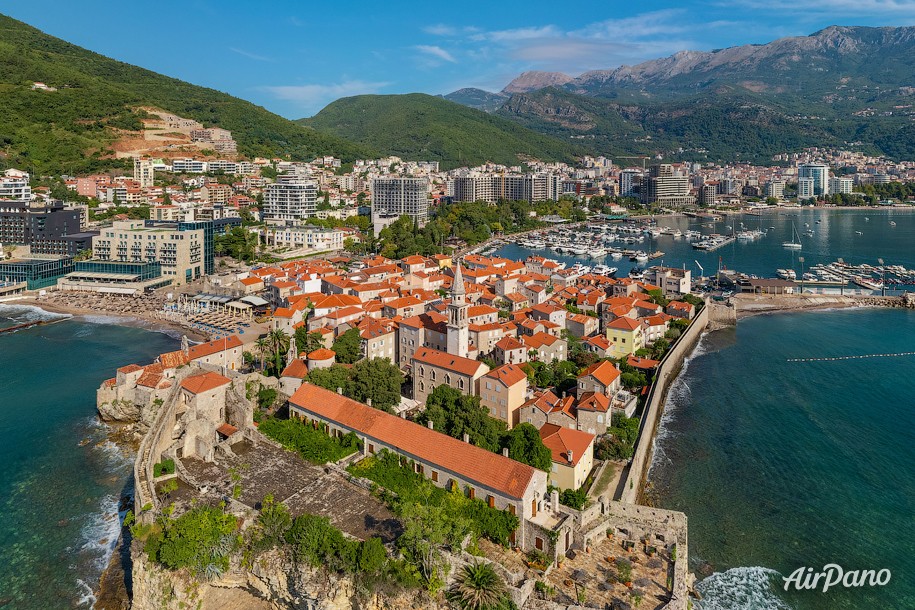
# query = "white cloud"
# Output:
<box><xmin>423</xmin><ymin>24</ymin><xmax>457</xmax><ymax>36</ymax></box>
<box><xmin>729</xmin><ymin>0</ymin><xmax>915</xmax><ymax>14</ymax></box>
<box><xmin>228</xmin><ymin>47</ymin><xmax>273</xmax><ymax>62</ymax></box>
<box><xmin>415</xmin><ymin>45</ymin><xmax>457</xmax><ymax>63</ymax></box>
<box><xmin>264</xmin><ymin>80</ymin><xmax>390</xmax><ymax>113</ymax></box>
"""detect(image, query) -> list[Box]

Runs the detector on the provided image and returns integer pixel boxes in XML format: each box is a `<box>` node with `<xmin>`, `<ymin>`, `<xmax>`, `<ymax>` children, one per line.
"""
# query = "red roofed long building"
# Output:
<box><xmin>289</xmin><ymin>383</ymin><xmax>548</xmax><ymax>549</ymax></box>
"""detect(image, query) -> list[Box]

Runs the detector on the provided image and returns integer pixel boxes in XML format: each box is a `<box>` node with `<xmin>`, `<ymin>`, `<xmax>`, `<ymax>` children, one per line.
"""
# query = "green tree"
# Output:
<box><xmin>294</xmin><ymin>327</ymin><xmax>325</xmax><ymax>356</ymax></box>
<box><xmin>559</xmin><ymin>488</ymin><xmax>588</xmax><ymax>511</ymax></box>
<box><xmin>348</xmin><ymin>358</ymin><xmax>403</xmax><ymax>412</ymax></box>
<box><xmin>398</xmin><ymin>498</ymin><xmax>449</xmax><ymax>590</ymax></box>
<box><xmin>448</xmin><ymin>560</ymin><xmax>509</xmax><ymax>610</ymax></box>
<box><xmin>268</xmin><ymin>329</ymin><xmax>290</xmax><ymax>375</ymax></box>
<box><xmin>420</xmin><ymin>385</ymin><xmax>505</xmax><ymax>452</ymax></box>
<box><xmin>305</xmin><ymin>364</ymin><xmax>352</xmax><ymax>395</ymax></box>
<box><xmin>332</xmin><ymin>328</ymin><xmax>362</xmax><ymax>364</ymax></box>
<box><xmin>501</xmin><ymin>423</ymin><xmax>552</xmax><ymax>471</ymax></box>
<box><xmin>254</xmin><ymin>337</ymin><xmax>270</xmax><ymax>371</ymax></box>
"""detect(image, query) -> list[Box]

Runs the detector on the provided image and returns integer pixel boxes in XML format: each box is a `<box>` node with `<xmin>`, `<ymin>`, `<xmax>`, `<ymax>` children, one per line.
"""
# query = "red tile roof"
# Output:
<box><xmin>289</xmin><ymin>384</ymin><xmax>536</xmax><ymax>499</ymax></box>
<box><xmin>578</xmin><ymin>360</ymin><xmax>621</xmax><ymax>387</ymax></box>
<box><xmin>413</xmin><ymin>347</ymin><xmax>488</xmax><ymax>377</ymax></box>
<box><xmin>188</xmin><ymin>335</ymin><xmax>243</xmax><ymax>360</ymax></box>
<box><xmin>607</xmin><ymin>316</ymin><xmax>642</xmax><ymax>331</ymax></box>
<box><xmin>281</xmin><ymin>358</ymin><xmax>309</xmax><ymax>379</ymax></box>
<box><xmin>158</xmin><ymin>349</ymin><xmax>190</xmax><ymax>369</ymax></box>
<box><xmin>485</xmin><ymin>363</ymin><xmax>527</xmax><ymax>387</ymax></box>
<box><xmin>307</xmin><ymin>348</ymin><xmax>336</xmax><ymax>361</ymax></box>
<box><xmin>539</xmin><ymin>423</ymin><xmax>594</xmax><ymax>467</ymax></box>
<box><xmin>117</xmin><ymin>364</ymin><xmax>142</xmax><ymax>374</ymax></box>
<box><xmin>180</xmin><ymin>372</ymin><xmax>231</xmax><ymax>394</ymax></box>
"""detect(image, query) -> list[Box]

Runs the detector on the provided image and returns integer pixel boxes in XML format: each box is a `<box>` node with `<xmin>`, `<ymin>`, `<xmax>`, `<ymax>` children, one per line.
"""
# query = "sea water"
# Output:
<box><xmin>649</xmin><ymin>308</ymin><xmax>915</xmax><ymax>609</ymax></box>
<box><xmin>0</xmin><ymin>304</ymin><xmax>178</xmax><ymax>608</ymax></box>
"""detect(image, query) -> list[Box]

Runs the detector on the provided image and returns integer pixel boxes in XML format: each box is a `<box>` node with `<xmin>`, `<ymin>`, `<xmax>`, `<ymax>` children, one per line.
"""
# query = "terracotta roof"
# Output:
<box><xmin>281</xmin><ymin>358</ymin><xmax>309</xmax><ymax>379</ymax></box>
<box><xmin>413</xmin><ymin>347</ymin><xmax>487</xmax><ymax>377</ymax></box>
<box><xmin>216</xmin><ymin>423</ymin><xmax>238</xmax><ymax>437</ymax></box>
<box><xmin>158</xmin><ymin>349</ymin><xmax>190</xmax><ymax>369</ymax></box>
<box><xmin>578</xmin><ymin>360</ymin><xmax>621</xmax><ymax>387</ymax></box>
<box><xmin>289</xmin><ymin>384</ymin><xmax>536</xmax><ymax>499</ymax></box>
<box><xmin>495</xmin><ymin>336</ymin><xmax>524</xmax><ymax>351</ymax></box>
<box><xmin>521</xmin><ymin>390</ymin><xmax>562</xmax><ymax>415</ymax></box>
<box><xmin>188</xmin><ymin>335</ymin><xmax>243</xmax><ymax>360</ymax></box>
<box><xmin>180</xmin><ymin>371</ymin><xmax>231</xmax><ymax>394</ymax></box>
<box><xmin>524</xmin><ymin>332</ymin><xmax>561</xmax><ymax>350</ymax></box>
<box><xmin>117</xmin><ymin>364</ymin><xmax>142</xmax><ymax>374</ymax></box>
<box><xmin>626</xmin><ymin>354</ymin><xmax>660</xmax><ymax>370</ymax></box>
<box><xmin>539</xmin><ymin>423</ymin><xmax>595</xmax><ymax>467</ymax></box>
<box><xmin>239</xmin><ymin>277</ymin><xmax>263</xmax><ymax>286</ymax></box>
<box><xmin>607</xmin><ymin>316</ymin><xmax>643</xmax><ymax>331</ymax></box>
<box><xmin>468</xmin><ymin>304</ymin><xmax>498</xmax><ymax>318</ymax></box>
<box><xmin>485</xmin><ymin>363</ymin><xmax>527</xmax><ymax>387</ymax></box>
<box><xmin>308</xmin><ymin>348</ymin><xmax>336</xmax><ymax>361</ymax></box>
<box><xmin>273</xmin><ymin>307</ymin><xmax>296</xmax><ymax>319</ymax></box>
<box><xmin>577</xmin><ymin>392</ymin><xmax>611</xmax><ymax>413</ymax></box>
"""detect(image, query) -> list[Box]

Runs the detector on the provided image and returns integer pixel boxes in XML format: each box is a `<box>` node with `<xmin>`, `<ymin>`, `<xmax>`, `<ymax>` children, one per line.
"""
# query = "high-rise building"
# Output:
<box><xmin>797</xmin><ymin>178</ymin><xmax>816</xmax><ymax>200</ymax></box>
<box><xmin>641</xmin><ymin>165</ymin><xmax>693</xmax><ymax>207</ymax></box>
<box><xmin>765</xmin><ymin>181</ymin><xmax>786</xmax><ymax>200</ymax></box>
<box><xmin>0</xmin><ymin>200</ymin><xmax>90</xmax><ymax>255</ymax></box>
<box><xmin>264</xmin><ymin>174</ymin><xmax>318</xmax><ymax>222</ymax></box>
<box><xmin>619</xmin><ymin>169</ymin><xmax>642</xmax><ymax>198</ymax></box>
<box><xmin>450</xmin><ymin>173</ymin><xmax>560</xmax><ymax>204</ymax></box>
<box><xmin>798</xmin><ymin>163</ymin><xmax>829</xmax><ymax>196</ymax></box>
<box><xmin>133</xmin><ymin>157</ymin><xmax>155</xmax><ymax>188</ymax></box>
<box><xmin>370</xmin><ymin>177</ymin><xmax>430</xmax><ymax>227</ymax></box>
<box><xmin>699</xmin><ymin>184</ymin><xmax>717</xmax><ymax>206</ymax></box>
<box><xmin>828</xmin><ymin>177</ymin><xmax>853</xmax><ymax>195</ymax></box>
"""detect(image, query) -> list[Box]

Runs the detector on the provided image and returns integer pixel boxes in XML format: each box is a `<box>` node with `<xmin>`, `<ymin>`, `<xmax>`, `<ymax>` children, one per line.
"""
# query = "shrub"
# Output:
<box><xmin>257</xmin><ymin>387</ymin><xmax>278</xmax><ymax>410</ymax></box>
<box><xmin>145</xmin><ymin>505</ymin><xmax>237</xmax><ymax>577</ymax></box>
<box><xmin>153</xmin><ymin>459</ymin><xmax>175</xmax><ymax>477</ymax></box>
<box><xmin>616</xmin><ymin>557</ymin><xmax>633</xmax><ymax>583</ymax></box>
<box><xmin>258</xmin><ymin>417</ymin><xmax>360</xmax><ymax>464</ymax></box>
<box><xmin>559</xmin><ymin>488</ymin><xmax>588</xmax><ymax>511</ymax></box>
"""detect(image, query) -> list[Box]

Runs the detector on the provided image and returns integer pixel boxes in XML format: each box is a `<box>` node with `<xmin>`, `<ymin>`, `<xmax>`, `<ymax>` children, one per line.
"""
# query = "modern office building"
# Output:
<box><xmin>797</xmin><ymin>178</ymin><xmax>816</xmax><ymax>200</ymax></box>
<box><xmin>57</xmin><ymin>260</ymin><xmax>172</xmax><ymax>294</ymax></box>
<box><xmin>619</xmin><ymin>169</ymin><xmax>642</xmax><ymax>198</ymax></box>
<box><xmin>370</xmin><ymin>177</ymin><xmax>430</xmax><ymax>228</ymax></box>
<box><xmin>92</xmin><ymin>219</ymin><xmax>210</xmax><ymax>285</ymax></box>
<box><xmin>798</xmin><ymin>163</ymin><xmax>829</xmax><ymax>196</ymax></box>
<box><xmin>765</xmin><ymin>180</ymin><xmax>786</xmax><ymax>200</ymax></box>
<box><xmin>264</xmin><ymin>174</ymin><xmax>318</xmax><ymax>222</ymax></box>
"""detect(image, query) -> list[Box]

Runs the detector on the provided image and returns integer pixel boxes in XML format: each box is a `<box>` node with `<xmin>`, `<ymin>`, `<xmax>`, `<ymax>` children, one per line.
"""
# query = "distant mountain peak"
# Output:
<box><xmin>503</xmin><ymin>71</ymin><xmax>573</xmax><ymax>94</ymax></box>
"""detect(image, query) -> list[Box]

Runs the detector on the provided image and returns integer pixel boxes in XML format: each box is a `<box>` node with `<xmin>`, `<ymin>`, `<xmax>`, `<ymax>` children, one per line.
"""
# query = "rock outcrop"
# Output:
<box><xmin>130</xmin><ymin>547</ymin><xmax>446</xmax><ymax>610</ymax></box>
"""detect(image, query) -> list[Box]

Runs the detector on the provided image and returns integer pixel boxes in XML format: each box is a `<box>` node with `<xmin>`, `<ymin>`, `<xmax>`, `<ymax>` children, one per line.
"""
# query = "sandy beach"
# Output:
<box><xmin>9</xmin><ymin>294</ymin><xmax>212</xmax><ymax>342</ymax></box>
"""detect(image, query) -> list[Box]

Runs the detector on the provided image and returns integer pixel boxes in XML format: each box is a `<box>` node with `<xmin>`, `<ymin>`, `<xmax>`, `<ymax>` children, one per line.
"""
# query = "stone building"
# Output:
<box><xmin>412</xmin><ymin>347</ymin><xmax>489</xmax><ymax>406</ymax></box>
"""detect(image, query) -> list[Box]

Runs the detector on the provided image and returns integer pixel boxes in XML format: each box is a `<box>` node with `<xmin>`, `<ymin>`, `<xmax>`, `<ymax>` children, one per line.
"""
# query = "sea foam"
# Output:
<box><xmin>696</xmin><ymin>566</ymin><xmax>793</xmax><ymax>610</ymax></box>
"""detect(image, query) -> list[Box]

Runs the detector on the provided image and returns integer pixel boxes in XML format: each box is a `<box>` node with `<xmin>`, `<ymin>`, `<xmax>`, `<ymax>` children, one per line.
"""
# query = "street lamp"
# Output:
<box><xmin>878</xmin><ymin>258</ymin><xmax>885</xmax><ymax>297</ymax></box>
<box><xmin>798</xmin><ymin>256</ymin><xmax>804</xmax><ymax>295</ymax></box>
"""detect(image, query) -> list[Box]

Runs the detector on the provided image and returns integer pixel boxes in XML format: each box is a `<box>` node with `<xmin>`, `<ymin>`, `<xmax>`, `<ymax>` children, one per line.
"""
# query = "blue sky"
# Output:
<box><xmin>5</xmin><ymin>1</ymin><xmax>915</xmax><ymax>117</ymax></box>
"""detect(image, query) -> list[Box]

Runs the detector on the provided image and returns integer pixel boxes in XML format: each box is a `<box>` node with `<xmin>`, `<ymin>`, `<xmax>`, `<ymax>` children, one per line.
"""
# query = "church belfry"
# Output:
<box><xmin>446</xmin><ymin>260</ymin><xmax>469</xmax><ymax>357</ymax></box>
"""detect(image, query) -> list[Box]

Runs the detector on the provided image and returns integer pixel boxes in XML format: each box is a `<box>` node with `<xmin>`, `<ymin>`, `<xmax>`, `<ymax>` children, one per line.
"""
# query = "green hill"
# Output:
<box><xmin>0</xmin><ymin>13</ymin><xmax>373</xmax><ymax>174</ymax></box>
<box><xmin>300</xmin><ymin>93</ymin><xmax>585</xmax><ymax>169</ymax></box>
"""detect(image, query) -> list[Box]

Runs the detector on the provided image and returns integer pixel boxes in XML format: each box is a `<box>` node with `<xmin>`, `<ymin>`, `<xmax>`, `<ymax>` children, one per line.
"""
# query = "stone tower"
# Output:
<box><xmin>446</xmin><ymin>260</ymin><xmax>469</xmax><ymax>358</ymax></box>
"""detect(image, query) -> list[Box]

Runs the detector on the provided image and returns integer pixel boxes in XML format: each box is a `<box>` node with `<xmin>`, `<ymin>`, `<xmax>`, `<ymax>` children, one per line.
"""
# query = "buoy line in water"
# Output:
<box><xmin>788</xmin><ymin>350</ymin><xmax>915</xmax><ymax>363</ymax></box>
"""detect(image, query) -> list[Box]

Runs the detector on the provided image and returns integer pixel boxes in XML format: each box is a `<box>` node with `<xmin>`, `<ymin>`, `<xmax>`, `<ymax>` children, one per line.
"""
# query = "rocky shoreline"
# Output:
<box><xmin>731</xmin><ymin>292</ymin><xmax>915</xmax><ymax>319</ymax></box>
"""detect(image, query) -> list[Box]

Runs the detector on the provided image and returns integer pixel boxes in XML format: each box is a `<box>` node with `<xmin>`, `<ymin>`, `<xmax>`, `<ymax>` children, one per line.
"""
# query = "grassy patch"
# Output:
<box><xmin>258</xmin><ymin>417</ymin><xmax>360</xmax><ymax>464</ymax></box>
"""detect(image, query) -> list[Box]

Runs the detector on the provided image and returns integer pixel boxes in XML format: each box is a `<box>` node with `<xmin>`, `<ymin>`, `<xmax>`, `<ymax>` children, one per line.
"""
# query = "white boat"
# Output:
<box><xmin>890</xmin><ymin>221</ymin><xmax>897</xmax><ymax>226</ymax></box>
<box><xmin>776</xmin><ymin>268</ymin><xmax>790</xmax><ymax>279</ymax></box>
<box><xmin>635</xmin><ymin>252</ymin><xmax>649</xmax><ymax>263</ymax></box>
<box><xmin>610</xmin><ymin>251</ymin><xmax>623</xmax><ymax>260</ymax></box>
<box><xmin>855</xmin><ymin>231</ymin><xmax>863</xmax><ymax>235</ymax></box>
<box><xmin>673</xmin><ymin>230</ymin><xmax>683</xmax><ymax>238</ymax></box>
<box><xmin>590</xmin><ymin>247</ymin><xmax>607</xmax><ymax>258</ymax></box>
<box><xmin>628</xmin><ymin>268</ymin><xmax>645</xmax><ymax>280</ymax></box>
<box><xmin>782</xmin><ymin>222</ymin><xmax>802</xmax><ymax>249</ymax></box>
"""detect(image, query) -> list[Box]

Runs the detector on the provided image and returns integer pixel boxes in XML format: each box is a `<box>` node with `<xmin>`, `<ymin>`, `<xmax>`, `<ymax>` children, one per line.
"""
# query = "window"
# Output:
<box><xmin>488</xmin><ymin>495</ymin><xmax>495</xmax><ymax>508</ymax></box>
<box><xmin>459</xmin><ymin>378</ymin><xmax>465</xmax><ymax>390</ymax></box>
<box><xmin>468</xmin><ymin>487</ymin><xmax>475</xmax><ymax>500</ymax></box>
<box><xmin>431</xmin><ymin>470</ymin><xmax>438</xmax><ymax>482</ymax></box>
<box><xmin>368</xmin><ymin>444</ymin><xmax>375</xmax><ymax>454</ymax></box>
<box><xmin>535</xmin><ymin>537</ymin><xmax>544</xmax><ymax>551</ymax></box>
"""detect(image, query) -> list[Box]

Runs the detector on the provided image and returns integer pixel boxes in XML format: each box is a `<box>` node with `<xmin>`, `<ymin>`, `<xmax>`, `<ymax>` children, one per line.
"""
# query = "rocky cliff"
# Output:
<box><xmin>130</xmin><ymin>547</ymin><xmax>446</xmax><ymax>610</ymax></box>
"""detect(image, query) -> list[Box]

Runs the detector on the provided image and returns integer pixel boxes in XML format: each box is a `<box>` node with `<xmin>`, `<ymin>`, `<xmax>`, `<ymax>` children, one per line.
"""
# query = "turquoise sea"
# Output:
<box><xmin>0</xmin><ymin>305</ymin><xmax>177</xmax><ymax>609</ymax></box>
<box><xmin>651</xmin><ymin>309</ymin><xmax>915</xmax><ymax>610</ymax></box>
<box><xmin>493</xmin><ymin>209</ymin><xmax>915</xmax><ymax>609</ymax></box>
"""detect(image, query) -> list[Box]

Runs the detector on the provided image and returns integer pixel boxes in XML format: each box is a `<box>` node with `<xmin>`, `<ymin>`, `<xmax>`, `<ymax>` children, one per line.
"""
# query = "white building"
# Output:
<box><xmin>171</xmin><ymin>159</ymin><xmax>208</xmax><ymax>174</ymax></box>
<box><xmin>798</xmin><ymin>163</ymin><xmax>829</xmax><ymax>196</ymax></box>
<box><xmin>254</xmin><ymin>225</ymin><xmax>344</xmax><ymax>252</ymax></box>
<box><xmin>797</xmin><ymin>178</ymin><xmax>816</xmax><ymax>200</ymax></box>
<box><xmin>828</xmin><ymin>177</ymin><xmax>853</xmax><ymax>195</ymax></box>
<box><xmin>133</xmin><ymin>158</ymin><xmax>155</xmax><ymax>188</ymax></box>
<box><xmin>371</xmin><ymin>177</ymin><xmax>429</xmax><ymax>233</ymax></box>
<box><xmin>0</xmin><ymin>170</ymin><xmax>31</xmax><ymax>201</ymax></box>
<box><xmin>264</xmin><ymin>175</ymin><xmax>318</xmax><ymax>221</ymax></box>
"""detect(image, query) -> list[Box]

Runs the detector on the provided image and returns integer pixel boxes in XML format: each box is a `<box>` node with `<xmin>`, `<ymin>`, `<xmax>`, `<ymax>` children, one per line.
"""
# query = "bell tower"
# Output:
<box><xmin>446</xmin><ymin>260</ymin><xmax>469</xmax><ymax>358</ymax></box>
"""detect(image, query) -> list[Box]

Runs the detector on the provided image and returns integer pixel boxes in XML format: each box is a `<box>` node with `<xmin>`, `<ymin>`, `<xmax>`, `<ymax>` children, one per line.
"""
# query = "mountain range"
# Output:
<box><xmin>1</xmin><ymin>14</ymin><xmax>914</xmax><ymax>175</ymax></box>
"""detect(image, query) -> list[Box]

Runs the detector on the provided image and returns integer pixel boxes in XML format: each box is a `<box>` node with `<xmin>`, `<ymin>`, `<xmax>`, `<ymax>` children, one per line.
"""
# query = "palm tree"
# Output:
<box><xmin>254</xmin><ymin>337</ymin><xmax>270</xmax><ymax>371</ymax></box>
<box><xmin>448</xmin><ymin>561</ymin><xmax>507</xmax><ymax>610</ymax></box>
<box><xmin>268</xmin><ymin>329</ymin><xmax>290</xmax><ymax>374</ymax></box>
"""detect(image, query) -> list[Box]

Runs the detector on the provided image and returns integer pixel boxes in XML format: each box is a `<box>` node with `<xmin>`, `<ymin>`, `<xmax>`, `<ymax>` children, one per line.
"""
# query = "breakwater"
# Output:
<box><xmin>619</xmin><ymin>303</ymin><xmax>710</xmax><ymax>505</ymax></box>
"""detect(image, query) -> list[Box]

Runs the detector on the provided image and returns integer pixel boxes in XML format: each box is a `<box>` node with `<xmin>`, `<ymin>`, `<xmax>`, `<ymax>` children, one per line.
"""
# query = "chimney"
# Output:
<box><xmin>567</xmin><ymin>450</ymin><xmax>574</xmax><ymax>465</ymax></box>
<box><xmin>366</xmin><ymin>398</ymin><xmax>372</xmax><ymax>407</ymax></box>
<box><xmin>427</xmin><ymin>420</ymin><xmax>434</xmax><ymax>430</ymax></box>
<box><xmin>337</xmin><ymin>387</ymin><xmax>343</xmax><ymax>395</ymax></box>
<box><xmin>502</xmin><ymin>447</ymin><xmax>509</xmax><ymax>457</ymax></box>
<box><xmin>463</xmin><ymin>433</ymin><xmax>470</xmax><ymax>443</ymax></box>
